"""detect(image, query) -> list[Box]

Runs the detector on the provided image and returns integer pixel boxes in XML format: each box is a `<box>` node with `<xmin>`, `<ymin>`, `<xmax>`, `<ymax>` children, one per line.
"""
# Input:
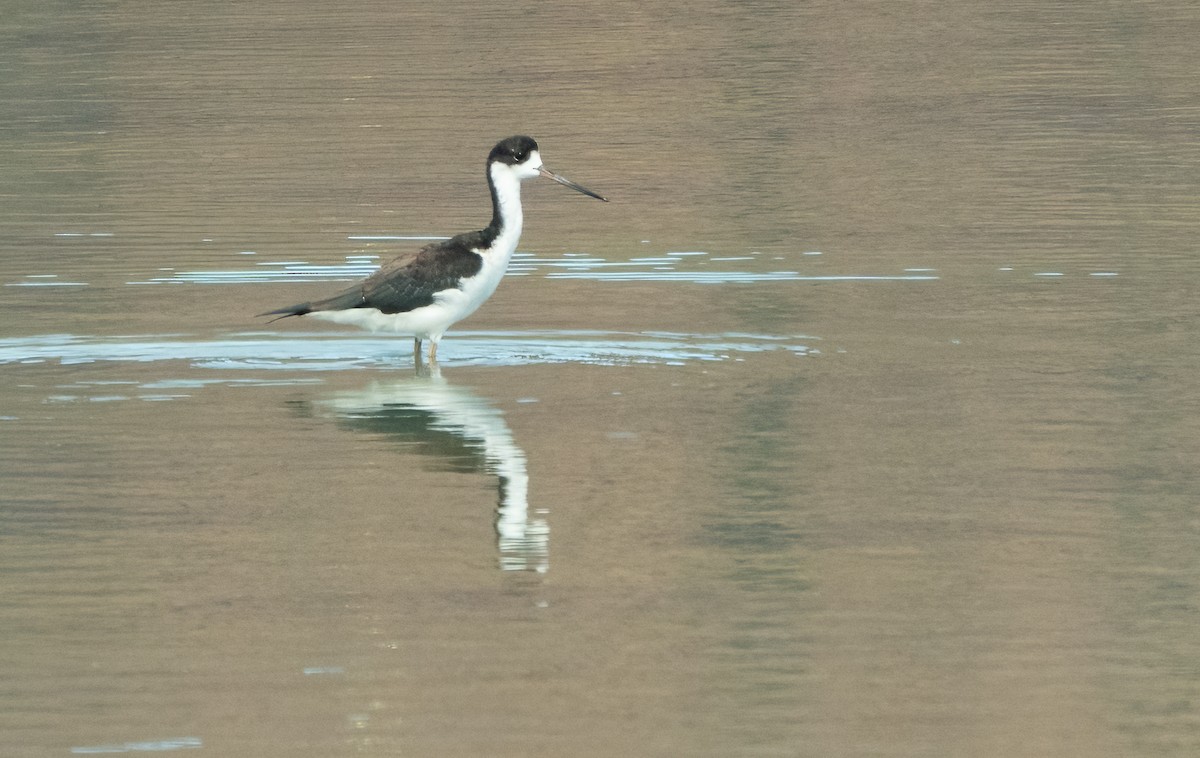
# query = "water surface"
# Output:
<box><xmin>2</xmin><ymin>1</ymin><xmax>1199</xmax><ymax>756</ymax></box>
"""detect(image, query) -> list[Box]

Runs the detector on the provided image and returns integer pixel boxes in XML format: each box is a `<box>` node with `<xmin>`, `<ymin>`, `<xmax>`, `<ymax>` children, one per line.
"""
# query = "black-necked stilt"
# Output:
<box><xmin>258</xmin><ymin>135</ymin><xmax>606</xmax><ymax>363</ymax></box>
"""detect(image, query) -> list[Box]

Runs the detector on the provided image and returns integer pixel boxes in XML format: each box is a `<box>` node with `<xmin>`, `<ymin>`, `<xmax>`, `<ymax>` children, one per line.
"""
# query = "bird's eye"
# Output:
<box><xmin>514</xmin><ymin>151</ymin><xmax>527</xmax><ymax>162</ymax></box>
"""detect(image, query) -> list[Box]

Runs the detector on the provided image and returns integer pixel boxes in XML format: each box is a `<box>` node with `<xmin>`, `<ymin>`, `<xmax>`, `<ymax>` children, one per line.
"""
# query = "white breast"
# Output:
<box><xmin>430</xmin><ymin>162</ymin><xmax>525</xmax><ymax>329</ymax></box>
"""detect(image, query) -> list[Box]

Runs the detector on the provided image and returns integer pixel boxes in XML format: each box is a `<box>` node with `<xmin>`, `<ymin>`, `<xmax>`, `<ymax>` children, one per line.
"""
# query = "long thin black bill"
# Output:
<box><xmin>539</xmin><ymin>167</ymin><xmax>608</xmax><ymax>202</ymax></box>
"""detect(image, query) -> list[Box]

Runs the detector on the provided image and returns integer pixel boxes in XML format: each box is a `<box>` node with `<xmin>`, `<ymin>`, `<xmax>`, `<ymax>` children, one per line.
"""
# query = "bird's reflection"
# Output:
<box><xmin>309</xmin><ymin>367</ymin><xmax>548</xmax><ymax>573</ymax></box>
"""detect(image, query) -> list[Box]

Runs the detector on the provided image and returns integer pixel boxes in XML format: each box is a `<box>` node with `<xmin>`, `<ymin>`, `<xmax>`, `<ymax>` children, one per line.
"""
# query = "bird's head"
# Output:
<box><xmin>488</xmin><ymin>135</ymin><xmax>607</xmax><ymax>201</ymax></box>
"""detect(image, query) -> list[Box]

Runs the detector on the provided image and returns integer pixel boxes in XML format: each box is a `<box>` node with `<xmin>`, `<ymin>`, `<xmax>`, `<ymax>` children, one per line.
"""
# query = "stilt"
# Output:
<box><xmin>254</xmin><ymin>137</ymin><xmax>606</xmax><ymax>366</ymax></box>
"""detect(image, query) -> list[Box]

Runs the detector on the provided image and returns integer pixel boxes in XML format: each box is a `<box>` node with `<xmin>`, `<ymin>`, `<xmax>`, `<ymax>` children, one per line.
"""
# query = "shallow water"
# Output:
<box><xmin>3</xmin><ymin>1</ymin><xmax>1200</xmax><ymax>756</ymax></box>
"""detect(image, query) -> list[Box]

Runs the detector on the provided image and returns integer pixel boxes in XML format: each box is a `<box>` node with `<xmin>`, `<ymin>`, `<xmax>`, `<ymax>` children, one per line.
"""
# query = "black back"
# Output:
<box><xmin>316</xmin><ymin>233</ymin><xmax>486</xmax><ymax>315</ymax></box>
<box><xmin>258</xmin><ymin>234</ymin><xmax>486</xmax><ymax>320</ymax></box>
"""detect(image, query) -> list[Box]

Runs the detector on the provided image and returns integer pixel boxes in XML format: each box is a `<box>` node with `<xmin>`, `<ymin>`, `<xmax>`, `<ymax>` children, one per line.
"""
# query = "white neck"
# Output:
<box><xmin>488</xmin><ymin>162</ymin><xmax>525</xmax><ymax>241</ymax></box>
<box><xmin>483</xmin><ymin>162</ymin><xmax>526</xmax><ymax>264</ymax></box>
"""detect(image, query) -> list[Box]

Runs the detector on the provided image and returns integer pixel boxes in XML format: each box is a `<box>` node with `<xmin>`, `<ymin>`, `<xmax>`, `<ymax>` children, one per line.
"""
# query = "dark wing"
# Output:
<box><xmin>258</xmin><ymin>235</ymin><xmax>485</xmax><ymax>321</ymax></box>
<box><xmin>356</xmin><ymin>236</ymin><xmax>485</xmax><ymax>314</ymax></box>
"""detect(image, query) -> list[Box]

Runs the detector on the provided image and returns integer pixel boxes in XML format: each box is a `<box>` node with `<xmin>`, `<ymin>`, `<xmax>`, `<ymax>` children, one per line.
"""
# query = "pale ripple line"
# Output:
<box><xmin>546</xmin><ymin>272</ymin><xmax>939</xmax><ymax>282</ymax></box>
<box><xmin>118</xmin><ymin>250</ymin><xmax>934</xmax><ymax>286</ymax></box>
<box><xmin>0</xmin><ymin>331</ymin><xmax>813</xmax><ymax>371</ymax></box>
<box><xmin>71</xmin><ymin>736</ymin><xmax>202</xmax><ymax>754</ymax></box>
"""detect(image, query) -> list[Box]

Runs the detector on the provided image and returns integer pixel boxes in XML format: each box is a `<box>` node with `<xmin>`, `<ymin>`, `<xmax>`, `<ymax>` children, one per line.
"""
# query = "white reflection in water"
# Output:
<box><xmin>123</xmin><ymin>246</ymin><xmax>937</xmax><ymax>285</ymax></box>
<box><xmin>0</xmin><ymin>331</ymin><xmax>812</xmax><ymax>372</ymax></box>
<box><xmin>101</xmin><ymin>245</ymin><xmax>1133</xmax><ymax>286</ymax></box>
<box><xmin>316</xmin><ymin>370</ymin><xmax>547</xmax><ymax>573</ymax></box>
<box><xmin>544</xmin><ymin>272</ymin><xmax>936</xmax><ymax>282</ymax></box>
<box><xmin>5</xmin><ymin>274</ymin><xmax>89</xmax><ymax>287</ymax></box>
<box><xmin>70</xmin><ymin>736</ymin><xmax>202</xmax><ymax>753</ymax></box>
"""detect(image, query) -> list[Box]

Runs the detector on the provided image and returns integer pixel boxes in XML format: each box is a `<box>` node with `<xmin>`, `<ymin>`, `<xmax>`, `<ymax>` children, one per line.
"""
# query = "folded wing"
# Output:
<box><xmin>258</xmin><ymin>236</ymin><xmax>486</xmax><ymax>321</ymax></box>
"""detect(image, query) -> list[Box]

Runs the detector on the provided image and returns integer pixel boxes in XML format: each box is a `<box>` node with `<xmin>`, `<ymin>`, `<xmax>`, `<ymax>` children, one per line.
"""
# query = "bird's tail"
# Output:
<box><xmin>257</xmin><ymin>287</ymin><xmax>365</xmax><ymax>322</ymax></box>
<box><xmin>256</xmin><ymin>302</ymin><xmax>313</xmax><ymax>323</ymax></box>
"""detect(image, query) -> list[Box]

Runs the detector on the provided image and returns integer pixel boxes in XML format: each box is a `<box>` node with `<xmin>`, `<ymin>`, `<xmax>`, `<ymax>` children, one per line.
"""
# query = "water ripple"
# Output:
<box><xmin>125</xmin><ymin>246</ymin><xmax>935</xmax><ymax>285</ymax></box>
<box><xmin>71</xmin><ymin>736</ymin><xmax>202</xmax><ymax>754</ymax></box>
<box><xmin>0</xmin><ymin>330</ymin><xmax>814</xmax><ymax>373</ymax></box>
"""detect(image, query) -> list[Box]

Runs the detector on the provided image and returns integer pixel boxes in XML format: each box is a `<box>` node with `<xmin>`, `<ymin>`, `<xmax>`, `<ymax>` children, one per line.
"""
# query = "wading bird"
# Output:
<box><xmin>259</xmin><ymin>135</ymin><xmax>607</xmax><ymax>363</ymax></box>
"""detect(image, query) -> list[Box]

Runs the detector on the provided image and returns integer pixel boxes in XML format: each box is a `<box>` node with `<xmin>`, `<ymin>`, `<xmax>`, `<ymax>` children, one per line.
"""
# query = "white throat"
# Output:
<box><xmin>489</xmin><ymin>161</ymin><xmax>525</xmax><ymax>243</ymax></box>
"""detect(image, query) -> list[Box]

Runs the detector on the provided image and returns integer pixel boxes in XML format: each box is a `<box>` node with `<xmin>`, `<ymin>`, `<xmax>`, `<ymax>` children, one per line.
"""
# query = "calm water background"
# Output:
<box><xmin>3</xmin><ymin>1</ymin><xmax>1199</xmax><ymax>755</ymax></box>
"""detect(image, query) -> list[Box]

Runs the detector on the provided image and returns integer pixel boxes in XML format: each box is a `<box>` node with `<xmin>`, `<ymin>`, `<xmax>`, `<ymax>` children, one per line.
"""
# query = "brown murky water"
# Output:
<box><xmin>3</xmin><ymin>1</ymin><xmax>1199</xmax><ymax>756</ymax></box>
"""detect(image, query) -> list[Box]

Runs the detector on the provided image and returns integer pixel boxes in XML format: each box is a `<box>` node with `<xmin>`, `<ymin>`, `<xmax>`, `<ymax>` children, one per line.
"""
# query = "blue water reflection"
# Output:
<box><xmin>0</xmin><ymin>330</ymin><xmax>813</xmax><ymax>372</ymax></box>
<box><xmin>119</xmin><ymin>246</ymin><xmax>936</xmax><ymax>285</ymax></box>
<box><xmin>70</xmin><ymin>736</ymin><xmax>202</xmax><ymax>754</ymax></box>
